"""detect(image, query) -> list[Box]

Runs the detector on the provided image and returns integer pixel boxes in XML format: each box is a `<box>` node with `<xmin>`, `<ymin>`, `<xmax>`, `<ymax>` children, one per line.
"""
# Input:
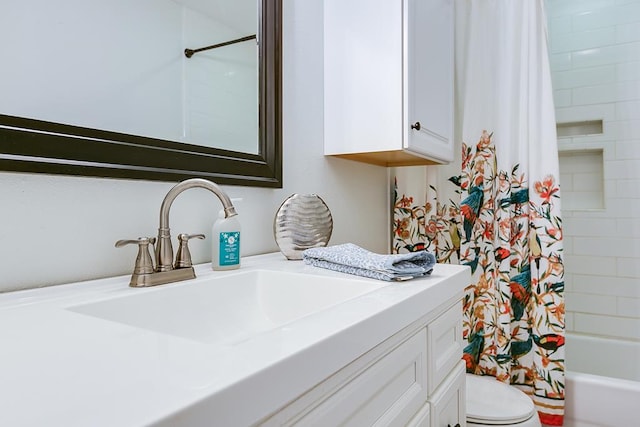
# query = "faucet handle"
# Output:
<box><xmin>115</xmin><ymin>237</ymin><xmax>156</xmax><ymax>275</ymax></box>
<box><xmin>175</xmin><ymin>233</ymin><xmax>205</xmax><ymax>269</ymax></box>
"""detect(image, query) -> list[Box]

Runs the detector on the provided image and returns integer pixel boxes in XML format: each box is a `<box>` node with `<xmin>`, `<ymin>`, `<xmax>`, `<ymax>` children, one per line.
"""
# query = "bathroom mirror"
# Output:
<box><xmin>0</xmin><ymin>0</ymin><xmax>282</xmax><ymax>187</ymax></box>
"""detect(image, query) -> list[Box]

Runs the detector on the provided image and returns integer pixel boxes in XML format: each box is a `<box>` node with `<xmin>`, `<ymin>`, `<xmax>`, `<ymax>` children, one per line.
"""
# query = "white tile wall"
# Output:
<box><xmin>556</xmin><ymin>104</ymin><xmax>616</xmax><ymax>123</ymax></box>
<box><xmin>562</xmin><ymin>217</ymin><xmax>616</xmax><ymax>236</ymax></box>
<box><xmin>547</xmin><ymin>0</ymin><xmax>640</xmax><ymax>343</ymax></box>
<box><xmin>547</xmin><ymin>0</ymin><xmax>616</xmax><ymax>18</ymax></box>
<box><xmin>572</xmin><ymin>237</ymin><xmax>640</xmax><ymax>257</ymax></box>
<box><xmin>616</xmin><ymin>21</ymin><xmax>640</xmax><ymax>43</ymax></box>
<box><xmin>565</xmin><ymin>292</ymin><xmax>618</xmax><ymax>315</ymax></box>
<box><xmin>573</xmin><ymin>313</ymin><xmax>640</xmax><ymax>340</ymax></box>
<box><xmin>551</xmin><ymin>28</ymin><xmax>616</xmax><ymax>53</ymax></box>
<box><xmin>617</xmin><ymin>218</ymin><xmax>640</xmax><ymax>236</ymax></box>
<box><xmin>554</xmin><ymin>89</ymin><xmax>573</xmax><ymax>108</ymax></box>
<box><xmin>617</xmin><ymin>257</ymin><xmax>640</xmax><ymax>277</ymax></box>
<box><xmin>618</xmin><ymin>296</ymin><xmax>640</xmax><ymax>316</ymax></box>
<box><xmin>550</xmin><ymin>53</ymin><xmax>573</xmax><ymax>71</ymax></box>
<box><xmin>571</xmin><ymin>44</ymin><xmax>640</xmax><ymax>69</ymax></box>
<box><xmin>552</xmin><ymin>66</ymin><xmax>615</xmax><ymax>91</ymax></box>
<box><xmin>572</xmin><ymin>81</ymin><xmax>640</xmax><ymax>105</ymax></box>
<box><xmin>563</xmin><ymin>254</ymin><xmax>617</xmax><ymax>276</ymax></box>
<box><xmin>558</xmin><ymin>150</ymin><xmax>605</xmax><ymax>209</ymax></box>
<box><xmin>615</xmin><ymin>100</ymin><xmax>640</xmax><ymax>120</ymax></box>
<box><xmin>572</xmin><ymin>2</ymin><xmax>640</xmax><ymax>31</ymax></box>
<box><xmin>605</xmin><ymin>160</ymin><xmax>640</xmax><ymax>179</ymax></box>
<box><xmin>616</xmin><ymin>60</ymin><xmax>640</xmax><ymax>81</ymax></box>
<box><xmin>572</xmin><ymin>273</ymin><xmax>640</xmax><ymax>297</ymax></box>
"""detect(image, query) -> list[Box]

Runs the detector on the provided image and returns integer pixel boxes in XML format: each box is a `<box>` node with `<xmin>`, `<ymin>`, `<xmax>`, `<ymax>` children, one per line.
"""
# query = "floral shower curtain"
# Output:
<box><xmin>393</xmin><ymin>1</ymin><xmax>565</xmax><ymax>425</ymax></box>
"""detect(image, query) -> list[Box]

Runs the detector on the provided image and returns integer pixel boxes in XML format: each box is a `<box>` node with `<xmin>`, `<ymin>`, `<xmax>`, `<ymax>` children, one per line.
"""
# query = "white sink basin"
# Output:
<box><xmin>68</xmin><ymin>269</ymin><xmax>384</xmax><ymax>345</ymax></box>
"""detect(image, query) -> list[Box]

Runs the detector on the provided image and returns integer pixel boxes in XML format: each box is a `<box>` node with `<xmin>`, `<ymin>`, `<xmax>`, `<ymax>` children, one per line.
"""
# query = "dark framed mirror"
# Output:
<box><xmin>0</xmin><ymin>0</ymin><xmax>282</xmax><ymax>187</ymax></box>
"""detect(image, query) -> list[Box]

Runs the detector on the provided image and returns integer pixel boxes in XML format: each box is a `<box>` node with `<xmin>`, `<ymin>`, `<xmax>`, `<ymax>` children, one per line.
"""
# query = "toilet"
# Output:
<box><xmin>466</xmin><ymin>374</ymin><xmax>541</xmax><ymax>426</ymax></box>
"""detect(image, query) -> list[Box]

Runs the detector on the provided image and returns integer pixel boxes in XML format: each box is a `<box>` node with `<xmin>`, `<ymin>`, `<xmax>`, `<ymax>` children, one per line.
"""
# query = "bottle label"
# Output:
<box><xmin>219</xmin><ymin>231</ymin><xmax>240</xmax><ymax>266</ymax></box>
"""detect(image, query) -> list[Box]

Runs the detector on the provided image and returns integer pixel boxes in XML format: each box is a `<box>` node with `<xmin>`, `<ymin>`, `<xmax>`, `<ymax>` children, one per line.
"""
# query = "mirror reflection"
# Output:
<box><xmin>1</xmin><ymin>0</ymin><xmax>259</xmax><ymax>154</ymax></box>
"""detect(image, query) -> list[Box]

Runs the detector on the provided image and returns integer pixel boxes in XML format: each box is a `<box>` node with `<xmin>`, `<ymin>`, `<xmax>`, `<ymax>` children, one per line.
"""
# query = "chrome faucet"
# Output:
<box><xmin>116</xmin><ymin>178</ymin><xmax>238</xmax><ymax>287</ymax></box>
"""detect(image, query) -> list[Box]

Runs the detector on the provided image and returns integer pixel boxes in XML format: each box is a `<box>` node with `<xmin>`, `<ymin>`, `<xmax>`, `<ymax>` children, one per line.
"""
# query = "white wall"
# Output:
<box><xmin>547</xmin><ymin>0</ymin><xmax>640</xmax><ymax>344</ymax></box>
<box><xmin>0</xmin><ymin>0</ymin><xmax>390</xmax><ymax>292</ymax></box>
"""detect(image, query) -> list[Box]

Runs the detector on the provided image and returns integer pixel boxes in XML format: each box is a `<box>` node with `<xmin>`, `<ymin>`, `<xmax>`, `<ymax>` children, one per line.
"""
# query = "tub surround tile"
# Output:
<box><xmin>572</xmin><ymin>81</ymin><xmax>640</xmax><ymax>105</ymax></box>
<box><xmin>554</xmin><ymin>89</ymin><xmax>573</xmax><ymax>107</ymax></box>
<box><xmin>563</xmin><ymin>217</ymin><xmax>617</xmax><ymax>237</ymax></box>
<box><xmin>559</xmin><ymin>150</ymin><xmax>604</xmax><ymax>172</ymax></box>
<box><xmin>553</xmin><ymin>65</ymin><xmax>616</xmax><ymax>90</ymax></box>
<box><xmin>616</xmin><ymin>218</ymin><xmax>640</xmax><ymax>237</ymax></box>
<box><xmin>616</xmin><ymin>21</ymin><xmax>640</xmax><ymax>43</ymax></box>
<box><xmin>572</xmin><ymin>172</ymin><xmax>604</xmax><ymax>191</ymax></box>
<box><xmin>560</xmin><ymin>172</ymin><xmax>574</xmax><ymax>190</ymax></box>
<box><xmin>617</xmin><ymin>296</ymin><xmax>640</xmax><ymax>317</ymax></box>
<box><xmin>550</xmin><ymin>28</ymin><xmax>616</xmax><ymax>54</ymax></box>
<box><xmin>547</xmin><ymin>0</ymin><xmax>615</xmax><ymax>19</ymax></box>
<box><xmin>615</xmin><ymin>100</ymin><xmax>640</xmax><ymax>120</ymax></box>
<box><xmin>605</xmin><ymin>120</ymin><xmax>640</xmax><ymax>141</ymax></box>
<box><xmin>563</xmin><ymin>236</ymin><xmax>575</xmax><ymax>257</ymax></box>
<box><xmin>572</xmin><ymin>236</ymin><xmax>640</xmax><ymax>257</ymax></box>
<box><xmin>615</xmin><ymin>142</ymin><xmax>640</xmax><ymax>159</ymax></box>
<box><xmin>562</xmin><ymin>191</ymin><xmax>605</xmax><ymax>210</ymax></box>
<box><xmin>616</xmin><ymin>257</ymin><xmax>640</xmax><ymax>278</ymax></box>
<box><xmin>571</xmin><ymin>273</ymin><xmax>640</xmax><ymax>298</ymax></box>
<box><xmin>616</xmin><ymin>60</ymin><xmax>640</xmax><ymax>81</ymax></box>
<box><xmin>566</xmin><ymin>291</ymin><xmax>618</xmax><ymax>315</ymax></box>
<box><xmin>548</xmin><ymin>15</ymin><xmax>572</xmax><ymax>35</ymax></box>
<box><xmin>564</xmin><ymin>254</ymin><xmax>617</xmax><ymax>276</ymax></box>
<box><xmin>597</xmin><ymin>198</ymin><xmax>640</xmax><ymax>217</ymax></box>
<box><xmin>565</xmin><ymin>312</ymin><xmax>575</xmax><ymax>331</ymax></box>
<box><xmin>572</xmin><ymin>3</ymin><xmax>640</xmax><ymax>31</ymax></box>
<box><xmin>571</xmin><ymin>43</ymin><xmax>640</xmax><ymax>68</ymax></box>
<box><xmin>573</xmin><ymin>312</ymin><xmax>640</xmax><ymax>340</ymax></box>
<box><xmin>555</xmin><ymin>103</ymin><xmax>616</xmax><ymax>123</ymax></box>
<box><xmin>550</xmin><ymin>52</ymin><xmax>573</xmax><ymax>71</ymax></box>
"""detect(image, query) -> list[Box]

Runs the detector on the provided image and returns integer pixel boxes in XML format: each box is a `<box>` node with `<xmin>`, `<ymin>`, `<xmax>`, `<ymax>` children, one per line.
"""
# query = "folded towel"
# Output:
<box><xmin>302</xmin><ymin>243</ymin><xmax>436</xmax><ymax>282</ymax></box>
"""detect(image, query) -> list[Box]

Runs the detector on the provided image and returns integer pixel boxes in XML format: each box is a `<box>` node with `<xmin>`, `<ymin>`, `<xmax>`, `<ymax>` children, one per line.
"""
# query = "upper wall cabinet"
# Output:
<box><xmin>323</xmin><ymin>0</ymin><xmax>454</xmax><ymax>167</ymax></box>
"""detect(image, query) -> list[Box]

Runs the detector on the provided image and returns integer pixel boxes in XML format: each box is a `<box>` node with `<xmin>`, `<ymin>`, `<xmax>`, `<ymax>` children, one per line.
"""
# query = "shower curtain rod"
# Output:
<box><xmin>184</xmin><ymin>34</ymin><xmax>257</xmax><ymax>58</ymax></box>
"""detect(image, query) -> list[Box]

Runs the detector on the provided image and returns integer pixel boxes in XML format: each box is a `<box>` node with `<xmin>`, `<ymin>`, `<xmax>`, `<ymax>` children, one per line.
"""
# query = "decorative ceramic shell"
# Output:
<box><xmin>273</xmin><ymin>194</ymin><xmax>333</xmax><ymax>260</ymax></box>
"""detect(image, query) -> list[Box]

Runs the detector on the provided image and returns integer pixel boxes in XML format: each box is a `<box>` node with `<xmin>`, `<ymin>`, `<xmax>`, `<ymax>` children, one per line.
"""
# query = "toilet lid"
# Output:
<box><xmin>466</xmin><ymin>374</ymin><xmax>536</xmax><ymax>425</ymax></box>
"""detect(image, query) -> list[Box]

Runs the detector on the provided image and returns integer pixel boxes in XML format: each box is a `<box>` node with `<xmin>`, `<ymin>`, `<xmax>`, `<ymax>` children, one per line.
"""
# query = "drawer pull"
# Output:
<box><xmin>411</xmin><ymin>121</ymin><xmax>421</xmax><ymax>131</ymax></box>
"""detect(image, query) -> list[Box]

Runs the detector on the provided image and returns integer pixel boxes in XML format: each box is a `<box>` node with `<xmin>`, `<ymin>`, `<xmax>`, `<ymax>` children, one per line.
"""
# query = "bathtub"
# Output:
<box><xmin>564</xmin><ymin>333</ymin><xmax>640</xmax><ymax>427</ymax></box>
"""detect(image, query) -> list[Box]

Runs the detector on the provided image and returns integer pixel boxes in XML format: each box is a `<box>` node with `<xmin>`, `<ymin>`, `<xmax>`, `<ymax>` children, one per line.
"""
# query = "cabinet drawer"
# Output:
<box><xmin>430</xmin><ymin>361</ymin><xmax>466</xmax><ymax>427</ymax></box>
<box><xmin>427</xmin><ymin>302</ymin><xmax>463</xmax><ymax>394</ymax></box>
<box><xmin>261</xmin><ymin>328</ymin><xmax>428</xmax><ymax>427</ymax></box>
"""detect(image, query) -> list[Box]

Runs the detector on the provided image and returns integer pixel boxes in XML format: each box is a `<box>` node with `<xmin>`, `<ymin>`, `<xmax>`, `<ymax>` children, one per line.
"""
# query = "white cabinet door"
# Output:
<box><xmin>324</xmin><ymin>0</ymin><xmax>454</xmax><ymax>167</ymax></box>
<box><xmin>429</xmin><ymin>361</ymin><xmax>466</xmax><ymax>427</ymax></box>
<box><xmin>323</xmin><ymin>0</ymin><xmax>403</xmax><ymax>157</ymax></box>
<box><xmin>405</xmin><ymin>0</ymin><xmax>454</xmax><ymax>163</ymax></box>
<box><xmin>427</xmin><ymin>301</ymin><xmax>463</xmax><ymax>394</ymax></box>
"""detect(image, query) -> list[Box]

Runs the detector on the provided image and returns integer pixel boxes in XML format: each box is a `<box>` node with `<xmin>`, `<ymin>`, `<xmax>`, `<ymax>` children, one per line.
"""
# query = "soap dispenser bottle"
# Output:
<box><xmin>212</xmin><ymin>208</ymin><xmax>241</xmax><ymax>270</ymax></box>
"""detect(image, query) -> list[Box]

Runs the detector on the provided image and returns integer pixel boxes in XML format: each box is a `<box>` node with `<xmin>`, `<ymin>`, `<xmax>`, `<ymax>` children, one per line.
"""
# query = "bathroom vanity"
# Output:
<box><xmin>0</xmin><ymin>253</ymin><xmax>469</xmax><ymax>426</ymax></box>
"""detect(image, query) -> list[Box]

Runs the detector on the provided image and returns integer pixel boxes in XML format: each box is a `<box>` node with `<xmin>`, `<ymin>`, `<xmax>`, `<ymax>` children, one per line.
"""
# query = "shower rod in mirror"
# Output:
<box><xmin>185</xmin><ymin>34</ymin><xmax>257</xmax><ymax>58</ymax></box>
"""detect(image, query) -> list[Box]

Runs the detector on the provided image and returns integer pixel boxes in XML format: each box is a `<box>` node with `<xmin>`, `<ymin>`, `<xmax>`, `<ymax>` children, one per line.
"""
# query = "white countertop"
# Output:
<box><xmin>0</xmin><ymin>253</ymin><xmax>469</xmax><ymax>426</ymax></box>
